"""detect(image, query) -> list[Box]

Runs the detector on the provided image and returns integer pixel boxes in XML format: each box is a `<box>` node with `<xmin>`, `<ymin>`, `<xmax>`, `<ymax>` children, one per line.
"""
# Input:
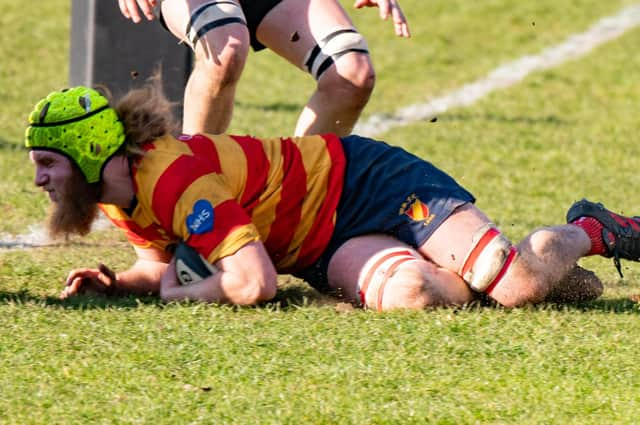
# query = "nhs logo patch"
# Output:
<box><xmin>186</xmin><ymin>199</ymin><xmax>214</xmax><ymax>234</ymax></box>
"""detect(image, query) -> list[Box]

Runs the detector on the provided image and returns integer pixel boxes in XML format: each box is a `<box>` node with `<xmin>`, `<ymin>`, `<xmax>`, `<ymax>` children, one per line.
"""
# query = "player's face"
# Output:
<box><xmin>30</xmin><ymin>150</ymin><xmax>74</xmax><ymax>202</ymax></box>
<box><xmin>29</xmin><ymin>149</ymin><xmax>101</xmax><ymax>237</ymax></box>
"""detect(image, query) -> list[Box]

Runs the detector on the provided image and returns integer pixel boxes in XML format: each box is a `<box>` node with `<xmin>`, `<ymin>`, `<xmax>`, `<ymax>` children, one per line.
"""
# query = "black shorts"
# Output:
<box><xmin>240</xmin><ymin>0</ymin><xmax>282</xmax><ymax>51</ymax></box>
<box><xmin>295</xmin><ymin>135</ymin><xmax>476</xmax><ymax>293</ymax></box>
<box><xmin>158</xmin><ymin>0</ymin><xmax>282</xmax><ymax>51</ymax></box>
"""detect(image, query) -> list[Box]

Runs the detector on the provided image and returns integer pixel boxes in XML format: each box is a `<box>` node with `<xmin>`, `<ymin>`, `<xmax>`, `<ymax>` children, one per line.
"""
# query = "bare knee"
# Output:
<box><xmin>524</xmin><ymin>227</ymin><xmax>569</xmax><ymax>262</ymax></box>
<box><xmin>317</xmin><ymin>55</ymin><xmax>375</xmax><ymax>108</ymax></box>
<box><xmin>380</xmin><ymin>265</ymin><xmax>438</xmax><ymax>310</ymax></box>
<box><xmin>494</xmin><ymin>263</ymin><xmax>604</xmax><ymax>307</ymax></box>
<box><xmin>193</xmin><ymin>36</ymin><xmax>249</xmax><ymax>89</ymax></box>
<box><xmin>373</xmin><ymin>262</ymin><xmax>474</xmax><ymax>311</ymax></box>
<box><xmin>489</xmin><ymin>227</ymin><xmax>586</xmax><ymax>307</ymax></box>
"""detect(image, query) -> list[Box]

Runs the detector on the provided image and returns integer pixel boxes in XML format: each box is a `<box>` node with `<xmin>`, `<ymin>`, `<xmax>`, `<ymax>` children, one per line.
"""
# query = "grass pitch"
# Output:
<box><xmin>2</xmin><ymin>1</ymin><xmax>640</xmax><ymax>423</ymax></box>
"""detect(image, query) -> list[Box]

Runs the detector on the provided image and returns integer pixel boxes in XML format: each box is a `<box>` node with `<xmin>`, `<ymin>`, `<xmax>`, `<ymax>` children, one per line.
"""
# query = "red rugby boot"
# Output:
<box><xmin>567</xmin><ymin>199</ymin><xmax>640</xmax><ymax>277</ymax></box>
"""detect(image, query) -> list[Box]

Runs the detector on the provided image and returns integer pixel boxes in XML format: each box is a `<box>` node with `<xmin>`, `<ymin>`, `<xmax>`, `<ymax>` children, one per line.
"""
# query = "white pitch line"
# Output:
<box><xmin>0</xmin><ymin>215</ymin><xmax>113</xmax><ymax>249</ymax></box>
<box><xmin>0</xmin><ymin>224</ymin><xmax>52</xmax><ymax>249</ymax></box>
<box><xmin>354</xmin><ymin>4</ymin><xmax>640</xmax><ymax>137</ymax></box>
<box><xmin>2</xmin><ymin>5</ymin><xmax>640</xmax><ymax>249</ymax></box>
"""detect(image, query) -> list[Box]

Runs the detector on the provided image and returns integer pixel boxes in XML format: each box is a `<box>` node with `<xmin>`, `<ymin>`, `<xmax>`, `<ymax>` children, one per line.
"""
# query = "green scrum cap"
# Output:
<box><xmin>25</xmin><ymin>86</ymin><xmax>126</xmax><ymax>183</ymax></box>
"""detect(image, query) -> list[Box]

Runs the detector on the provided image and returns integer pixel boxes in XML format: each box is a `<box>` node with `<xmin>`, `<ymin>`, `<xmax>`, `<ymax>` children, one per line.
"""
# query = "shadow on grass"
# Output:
<box><xmin>463</xmin><ymin>297</ymin><xmax>640</xmax><ymax>314</ymax></box>
<box><xmin>547</xmin><ymin>297</ymin><xmax>640</xmax><ymax>314</ymax></box>
<box><xmin>270</xmin><ymin>285</ymin><xmax>335</xmax><ymax>308</ymax></box>
<box><xmin>1</xmin><ymin>285</ymin><xmax>638</xmax><ymax>313</ymax></box>
<box><xmin>0</xmin><ymin>285</ymin><xmax>331</xmax><ymax>311</ymax></box>
<box><xmin>442</xmin><ymin>112</ymin><xmax>569</xmax><ymax>126</ymax></box>
<box><xmin>0</xmin><ymin>136</ymin><xmax>20</xmax><ymax>151</ymax></box>
<box><xmin>0</xmin><ymin>289</ymin><xmax>161</xmax><ymax>309</ymax></box>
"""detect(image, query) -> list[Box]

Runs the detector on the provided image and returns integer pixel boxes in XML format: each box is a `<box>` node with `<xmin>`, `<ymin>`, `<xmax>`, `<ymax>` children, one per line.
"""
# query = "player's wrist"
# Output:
<box><xmin>104</xmin><ymin>273</ymin><xmax>120</xmax><ymax>296</ymax></box>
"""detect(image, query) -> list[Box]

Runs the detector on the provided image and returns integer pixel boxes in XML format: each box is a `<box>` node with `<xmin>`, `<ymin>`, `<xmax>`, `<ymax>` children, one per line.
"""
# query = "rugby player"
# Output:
<box><xmin>25</xmin><ymin>81</ymin><xmax>640</xmax><ymax>310</ymax></box>
<box><xmin>116</xmin><ymin>0</ymin><xmax>410</xmax><ymax>136</ymax></box>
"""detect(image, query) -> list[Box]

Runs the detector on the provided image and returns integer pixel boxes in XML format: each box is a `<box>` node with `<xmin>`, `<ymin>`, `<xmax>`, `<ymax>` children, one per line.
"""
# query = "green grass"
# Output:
<box><xmin>2</xmin><ymin>297</ymin><xmax>640</xmax><ymax>423</ymax></box>
<box><xmin>2</xmin><ymin>1</ymin><xmax>640</xmax><ymax>423</ymax></box>
<box><xmin>232</xmin><ymin>0</ymin><xmax>639</xmax><ymax>135</ymax></box>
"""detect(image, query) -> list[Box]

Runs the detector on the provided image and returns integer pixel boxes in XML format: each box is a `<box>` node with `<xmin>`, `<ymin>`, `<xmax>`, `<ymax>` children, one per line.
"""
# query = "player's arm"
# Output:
<box><xmin>60</xmin><ymin>245</ymin><xmax>171</xmax><ymax>299</ymax></box>
<box><xmin>118</xmin><ymin>0</ymin><xmax>157</xmax><ymax>23</ymax></box>
<box><xmin>160</xmin><ymin>241</ymin><xmax>278</xmax><ymax>305</ymax></box>
<box><xmin>112</xmin><ymin>245</ymin><xmax>172</xmax><ymax>293</ymax></box>
<box><xmin>353</xmin><ymin>0</ymin><xmax>410</xmax><ymax>37</ymax></box>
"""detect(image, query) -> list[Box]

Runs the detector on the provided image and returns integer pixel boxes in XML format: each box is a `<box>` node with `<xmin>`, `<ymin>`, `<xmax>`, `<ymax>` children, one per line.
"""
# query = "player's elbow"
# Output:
<box><xmin>241</xmin><ymin>269</ymin><xmax>278</xmax><ymax>305</ymax></box>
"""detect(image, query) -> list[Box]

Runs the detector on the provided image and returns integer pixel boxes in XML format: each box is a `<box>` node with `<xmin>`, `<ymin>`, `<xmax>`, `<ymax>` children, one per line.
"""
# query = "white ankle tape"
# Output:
<box><xmin>357</xmin><ymin>248</ymin><xmax>420</xmax><ymax>311</ymax></box>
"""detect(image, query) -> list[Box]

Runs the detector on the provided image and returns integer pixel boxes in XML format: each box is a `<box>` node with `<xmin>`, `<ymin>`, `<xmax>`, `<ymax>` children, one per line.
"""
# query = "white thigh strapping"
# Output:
<box><xmin>302</xmin><ymin>27</ymin><xmax>369</xmax><ymax>80</ymax></box>
<box><xmin>185</xmin><ymin>1</ymin><xmax>247</xmax><ymax>49</ymax></box>
<box><xmin>356</xmin><ymin>247</ymin><xmax>421</xmax><ymax>311</ymax></box>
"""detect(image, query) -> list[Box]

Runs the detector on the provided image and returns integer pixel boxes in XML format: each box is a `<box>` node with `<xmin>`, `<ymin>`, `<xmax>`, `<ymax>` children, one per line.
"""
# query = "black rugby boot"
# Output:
<box><xmin>567</xmin><ymin>199</ymin><xmax>640</xmax><ymax>277</ymax></box>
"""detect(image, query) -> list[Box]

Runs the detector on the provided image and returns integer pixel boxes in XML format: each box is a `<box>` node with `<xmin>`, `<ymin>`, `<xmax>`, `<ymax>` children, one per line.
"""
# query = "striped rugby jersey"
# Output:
<box><xmin>100</xmin><ymin>133</ymin><xmax>346</xmax><ymax>272</ymax></box>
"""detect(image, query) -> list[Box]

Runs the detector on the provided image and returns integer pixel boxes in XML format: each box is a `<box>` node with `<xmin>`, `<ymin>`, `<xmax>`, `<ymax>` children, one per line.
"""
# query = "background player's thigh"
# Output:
<box><xmin>256</xmin><ymin>0</ymin><xmax>359</xmax><ymax>69</ymax></box>
<box><xmin>161</xmin><ymin>0</ymin><xmax>249</xmax><ymax>53</ymax></box>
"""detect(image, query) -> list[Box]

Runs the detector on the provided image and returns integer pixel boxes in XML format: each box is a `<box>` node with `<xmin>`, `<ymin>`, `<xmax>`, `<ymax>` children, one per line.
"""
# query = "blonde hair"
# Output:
<box><xmin>113</xmin><ymin>73</ymin><xmax>179</xmax><ymax>155</ymax></box>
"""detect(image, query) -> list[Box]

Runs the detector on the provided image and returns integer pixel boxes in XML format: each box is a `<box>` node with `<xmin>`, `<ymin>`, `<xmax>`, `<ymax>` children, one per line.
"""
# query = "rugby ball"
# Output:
<box><xmin>174</xmin><ymin>242</ymin><xmax>219</xmax><ymax>285</ymax></box>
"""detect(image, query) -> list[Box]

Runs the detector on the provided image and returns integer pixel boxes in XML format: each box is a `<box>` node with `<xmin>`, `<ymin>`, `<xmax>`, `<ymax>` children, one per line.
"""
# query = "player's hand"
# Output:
<box><xmin>159</xmin><ymin>258</ymin><xmax>187</xmax><ymax>301</ymax></box>
<box><xmin>160</xmin><ymin>258</ymin><xmax>180</xmax><ymax>291</ymax></box>
<box><xmin>353</xmin><ymin>0</ymin><xmax>410</xmax><ymax>38</ymax></box>
<box><xmin>118</xmin><ymin>0</ymin><xmax>157</xmax><ymax>23</ymax></box>
<box><xmin>61</xmin><ymin>264</ymin><xmax>118</xmax><ymax>299</ymax></box>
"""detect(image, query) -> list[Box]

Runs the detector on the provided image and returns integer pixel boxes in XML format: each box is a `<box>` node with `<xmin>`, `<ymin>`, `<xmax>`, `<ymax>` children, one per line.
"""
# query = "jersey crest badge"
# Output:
<box><xmin>399</xmin><ymin>194</ymin><xmax>435</xmax><ymax>226</ymax></box>
<box><xmin>187</xmin><ymin>199</ymin><xmax>214</xmax><ymax>234</ymax></box>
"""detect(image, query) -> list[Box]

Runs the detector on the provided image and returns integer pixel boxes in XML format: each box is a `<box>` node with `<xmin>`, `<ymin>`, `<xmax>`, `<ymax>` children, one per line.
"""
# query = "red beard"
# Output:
<box><xmin>47</xmin><ymin>166</ymin><xmax>101</xmax><ymax>238</ymax></box>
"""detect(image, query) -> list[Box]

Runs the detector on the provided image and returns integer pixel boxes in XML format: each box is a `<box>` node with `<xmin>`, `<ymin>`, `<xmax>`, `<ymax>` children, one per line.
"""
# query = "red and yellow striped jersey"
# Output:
<box><xmin>100</xmin><ymin>133</ymin><xmax>346</xmax><ymax>272</ymax></box>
